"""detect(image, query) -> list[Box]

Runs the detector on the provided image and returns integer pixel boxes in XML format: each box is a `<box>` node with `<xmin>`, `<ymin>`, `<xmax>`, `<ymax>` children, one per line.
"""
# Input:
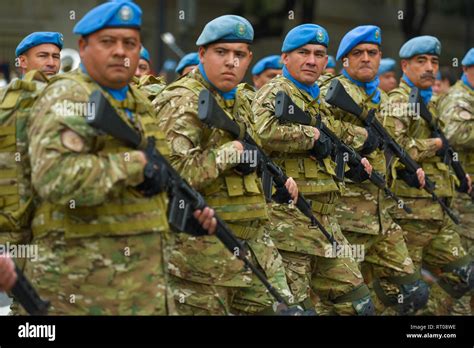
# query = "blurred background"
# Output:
<box><xmin>0</xmin><ymin>0</ymin><xmax>472</xmax><ymax>85</ymax></box>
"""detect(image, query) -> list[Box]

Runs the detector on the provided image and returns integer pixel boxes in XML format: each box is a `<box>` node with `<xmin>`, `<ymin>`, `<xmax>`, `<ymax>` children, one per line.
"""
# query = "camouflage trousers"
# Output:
<box><xmin>343</xmin><ymin>227</ymin><xmax>416</xmax><ymax>315</ymax></box>
<box><xmin>168</xmin><ymin>222</ymin><xmax>293</xmax><ymax>315</ymax></box>
<box><xmin>269</xmin><ymin>202</ymin><xmax>368</xmax><ymax>316</ymax></box>
<box><xmin>391</xmin><ymin>198</ymin><xmax>472</xmax><ymax>315</ymax></box>
<box><xmin>22</xmin><ymin>231</ymin><xmax>174</xmax><ymax>315</ymax></box>
<box><xmin>451</xmin><ymin>195</ymin><xmax>474</xmax><ymax>315</ymax></box>
<box><xmin>453</xmin><ymin>195</ymin><xmax>474</xmax><ymax>257</ymax></box>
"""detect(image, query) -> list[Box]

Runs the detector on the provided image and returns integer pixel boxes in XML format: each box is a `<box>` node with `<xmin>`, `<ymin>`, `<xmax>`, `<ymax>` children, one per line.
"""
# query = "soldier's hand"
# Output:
<box><xmin>416</xmin><ymin>168</ymin><xmax>426</xmax><ymax>189</ymax></box>
<box><xmin>0</xmin><ymin>255</ymin><xmax>17</xmax><ymax>292</ymax></box>
<box><xmin>361</xmin><ymin>157</ymin><xmax>373</xmax><ymax>176</ymax></box>
<box><xmin>284</xmin><ymin>177</ymin><xmax>298</xmax><ymax>204</ymax></box>
<box><xmin>313</xmin><ymin>128</ymin><xmax>320</xmax><ymax>141</ymax></box>
<box><xmin>193</xmin><ymin>207</ymin><xmax>217</xmax><ymax>235</ymax></box>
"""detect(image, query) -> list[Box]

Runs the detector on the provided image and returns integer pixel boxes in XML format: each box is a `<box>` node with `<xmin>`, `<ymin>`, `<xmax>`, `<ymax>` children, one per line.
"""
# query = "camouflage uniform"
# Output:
<box><xmin>0</xmin><ymin>70</ymin><xmax>49</xmax><ymax>260</ymax></box>
<box><xmin>24</xmin><ymin>69</ymin><xmax>174</xmax><ymax>315</ymax></box>
<box><xmin>133</xmin><ymin>74</ymin><xmax>167</xmax><ymax>102</ymax></box>
<box><xmin>0</xmin><ymin>70</ymin><xmax>49</xmax><ymax>315</ymax></box>
<box><xmin>252</xmin><ymin>75</ymin><xmax>376</xmax><ymax>315</ymax></box>
<box><xmin>437</xmin><ymin>79</ymin><xmax>474</xmax><ymax>314</ymax></box>
<box><xmin>153</xmin><ymin>69</ymin><xmax>292</xmax><ymax>315</ymax></box>
<box><xmin>320</xmin><ymin>75</ymin><xmax>418</xmax><ymax>315</ymax></box>
<box><xmin>387</xmin><ymin>79</ymin><xmax>472</xmax><ymax>315</ymax></box>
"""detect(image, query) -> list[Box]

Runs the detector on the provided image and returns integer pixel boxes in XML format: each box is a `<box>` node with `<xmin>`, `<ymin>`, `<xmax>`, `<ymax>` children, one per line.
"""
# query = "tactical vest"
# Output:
<box><xmin>31</xmin><ymin>70</ymin><xmax>170</xmax><ymax>239</ymax></box>
<box><xmin>390</xmin><ymin>81</ymin><xmax>455</xmax><ymax>198</ymax></box>
<box><xmin>0</xmin><ymin>70</ymin><xmax>48</xmax><ymax>232</ymax></box>
<box><xmin>270</xmin><ymin>77</ymin><xmax>340</xmax><ymax>212</ymax></box>
<box><xmin>165</xmin><ymin>74</ymin><xmax>268</xmax><ymax>222</ymax></box>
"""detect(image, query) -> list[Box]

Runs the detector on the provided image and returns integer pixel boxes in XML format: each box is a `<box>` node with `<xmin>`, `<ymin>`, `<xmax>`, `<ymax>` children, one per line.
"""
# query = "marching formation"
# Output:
<box><xmin>0</xmin><ymin>0</ymin><xmax>472</xmax><ymax>316</ymax></box>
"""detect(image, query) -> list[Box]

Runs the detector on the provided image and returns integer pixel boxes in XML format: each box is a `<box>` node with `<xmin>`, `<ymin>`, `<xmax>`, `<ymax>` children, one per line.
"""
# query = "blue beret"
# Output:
<box><xmin>327</xmin><ymin>55</ymin><xmax>336</xmax><ymax>68</ymax></box>
<box><xmin>281</xmin><ymin>24</ymin><xmax>329</xmax><ymax>53</ymax></box>
<box><xmin>378</xmin><ymin>58</ymin><xmax>396</xmax><ymax>75</ymax></box>
<box><xmin>73</xmin><ymin>0</ymin><xmax>142</xmax><ymax>36</ymax></box>
<box><xmin>175</xmin><ymin>52</ymin><xmax>199</xmax><ymax>74</ymax></box>
<box><xmin>251</xmin><ymin>55</ymin><xmax>283</xmax><ymax>76</ymax></box>
<box><xmin>140</xmin><ymin>46</ymin><xmax>150</xmax><ymax>62</ymax></box>
<box><xmin>336</xmin><ymin>25</ymin><xmax>381</xmax><ymax>60</ymax></box>
<box><xmin>196</xmin><ymin>15</ymin><xmax>253</xmax><ymax>46</ymax></box>
<box><xmin>16</xmin><ymin>32</ymin><xmax>63</xmax><ymax>57</ymax></box>
<box><xmin>399</xmin><ymin>35</ymin><xmax>441</xmax><ymax>59</ymax></box>
<box><xmin>462</xmin><ymin>48</ymin><xmax>474</xmax><ymax>66</ymax></box>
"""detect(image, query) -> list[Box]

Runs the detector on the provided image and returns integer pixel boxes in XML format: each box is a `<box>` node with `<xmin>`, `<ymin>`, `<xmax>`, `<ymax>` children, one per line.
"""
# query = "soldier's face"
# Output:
<box><xmin>344</xmin><ymin>43</ymin><xmax>381</xmax><ymax>82</ymax></box>
<box><xmin>463</xmin><ymin>66</ymin><xmax>474</xmax><ymax>87</ymax></box>
<box><xmin>199</xmin><ymin>43</ymin><xmax>252</xmax><ymax>92</ymax></box>
<box><xmin>252</xmin><ymin>68</ymin><xmax>282</xmax><ymax>89</ymax></box>
<box><xmin>401</xmin><ymin>54</ymin><xmax>439</xmax><ymax>89</ymax></box>
<box><xmin>135</xmin><ymin>58</ymin><xmax>151</xmax><ymax>78</ymax></box>
<box><xmin>379</xmin><ymin>71</ymin><xmax>398</xmax><ymax>93</ymax></box>
<box><xmin>79</xmin><ymin>28</ymin><xmax>141</xmax><ymax>89</ymax></box>
<box><xmin>19</xmin><ymin>44</ymin><xmax>61</xmax><ymax>76</ymax></box>
<box><xmin>282</xmin><ymin>44</ymin><xmax>327</xmax><ymax>85</ymax></box>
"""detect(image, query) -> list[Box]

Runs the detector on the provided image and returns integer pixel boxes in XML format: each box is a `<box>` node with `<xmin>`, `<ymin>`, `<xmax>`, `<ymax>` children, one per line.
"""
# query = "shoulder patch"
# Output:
<box><xmin>61</xmin><ymin>129</ymin><xmax>85</xmax><ymax>152</ymax></box>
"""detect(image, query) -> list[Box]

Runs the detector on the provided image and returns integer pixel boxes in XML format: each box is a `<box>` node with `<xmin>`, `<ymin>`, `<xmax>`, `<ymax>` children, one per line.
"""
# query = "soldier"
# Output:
<box><xmin>17</xmin><ymin>0</ymin><xmax>216</xmax><ymax>315</ymax></box>
<box><xmin>387</xmin><ymin>36</ymin><xmax>473</xmax><ymax>315</ymax></box>
<box><xmin>135</xmin><ymin>46</ymin><xmax>151</xmax><ymax>78</ymax></box>
<box><xmin>175</xmin><ymin>52</ymin><xmax>199</xmax><ymax>77</ymax></box>
<box><xmin>153</xmin><ymin>15</ymin><xmax>296</xmax><ymax>316</ymax></box>
<box><xmin>16</xmin><ymin>32</ymin><xmax>63</xmax><ymax>77</ymax></box>
<box><xmin>253</xmin><ymin>23</ymin><xmax>378</xmax><ymax>315</ymax></box>
<box><xmin>251</xmin><ymin>55</ymin><xmax>283</xmax><ymax>89</ymax></box>
<box><xmin>0</xmin><ymin>32</ymin><xmax>63</xmax><ymax>315</ymax></box>
<box><xmin>437</xmin><ymin>48</ymin><xmax>474</xmax><ymax>314</ymax></box>
<box><xmin>319</xmin><ymin>26</ymin><xmax>426</xmax><ymax>315</ymax></box>
<box><xmin>0</xmin><ymin>31</ymin><xmax>63</xmax><ymax>258</ymax></box>
<box><xmin>378</xmin><ymin>58</ymin><xmax>398</xmax><ymax>93</ymax></box>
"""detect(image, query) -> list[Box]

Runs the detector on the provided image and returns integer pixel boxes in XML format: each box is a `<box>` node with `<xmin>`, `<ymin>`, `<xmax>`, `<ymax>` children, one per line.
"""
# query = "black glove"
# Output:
<box><xmin>345</xmin><ymin>162</ymin><xmax>370</xmax><ymax>183</ymax></box>
<box><xmin>396</xmin><ymin>169</ymin><xmax>421</xmax><ymax>188</ymax></box>
<box><xmin>234</xmin><ymin>141</ymin><xmax>260</xmax><ymax>176</ymax></box>
<box><xmin>271</xmin><ymin>185</ymin><xmax>292</xmax><ymax>204</ymax></box>
<box><xmin>432</xmin><ymin>131</ymin><xmax>449</xmax><ymax>158</ymax></box>
<box><xmin>136</xmin><ymin>138</ymin><xmax>170</xmax><ymax>197</ymax></box>
<box><xmin>360</xmin><ymin>127</ymin><xmax>381</xmax><ymax>156</ymax></box>
<box><xmin>309</xmin><ymin>131</ymin><xmax>333</xmax><ymax>160</ymax></box>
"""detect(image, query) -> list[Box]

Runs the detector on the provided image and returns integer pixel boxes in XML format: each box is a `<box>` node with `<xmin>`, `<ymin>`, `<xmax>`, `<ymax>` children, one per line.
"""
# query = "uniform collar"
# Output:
<box><xmin>198</xmin><ymin>63</ymin><xmax>237</xmax><ymax>100</ymax></box>
<box><xmin>461</xmin><ymin>73</ymin><xmax>474</xmax><ymax>90</ymax></box>
<box><xmin>282</xmin><ymin>65</ymin><xmax>320</xmax><ymax>101</ymax></box>
<box><xmin>341</xmin><ymin>69</ymin><xmax>381</xmax><ymax>104</ymax></box>
<box><xmin>402</xmin><ymin>74</ymin><xmax>433</xmax><ymax>105</ymax></box>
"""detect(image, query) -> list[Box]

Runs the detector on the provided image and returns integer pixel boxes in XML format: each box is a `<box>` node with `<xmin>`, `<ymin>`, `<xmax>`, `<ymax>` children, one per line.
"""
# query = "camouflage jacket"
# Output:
<box><xmin>387</xmin><ymin>79</ymin><xmax>455</xmax><ymax>221</ymax></box>
<box><xmin>438</xmin><ymin>79</ymin><xmax>474</xmax><ymax>176</ymax></box>
<box><xmin>253</xmin><ymin>75</ymin><xmax>367</xmax><ymax>198</ymax></box>
<box><xmin>28</xmin><ymin>68</ymin><xmax>170</xmax><ymax>239</ymax></box>
<box><xmin>153</xmin><ymin>69</ymin><xmax>272</xmax><ymax>286</ymax></box>
<box><xmin>133</xmin><ymin>74</ymin><xmax>167</xmax><ymax>102</ymax></box>
<box><xmin>0</xmin><ymin>71</ymin><xmax>48</xmax><ymax>240</ymax></box>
